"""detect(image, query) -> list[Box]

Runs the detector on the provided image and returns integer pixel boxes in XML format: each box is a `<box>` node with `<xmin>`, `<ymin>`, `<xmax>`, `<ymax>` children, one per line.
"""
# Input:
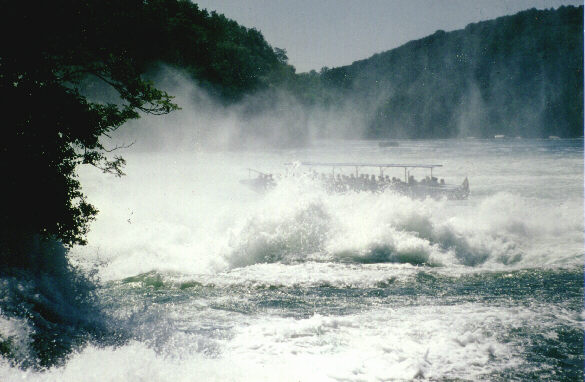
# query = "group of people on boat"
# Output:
<box><xmin>243</xmin><ymin>161</ymin><xmax>469</xmax><ymax>200</ymax></box>
<box><xmin>253</xmin><ymin>171</ymin><xmax>446</xmax><ymax>194</ymax></box>
<box><xmin>307</xmin><ymin>171</ymin><xmax>445</xmax><ymax>193</ymax></box>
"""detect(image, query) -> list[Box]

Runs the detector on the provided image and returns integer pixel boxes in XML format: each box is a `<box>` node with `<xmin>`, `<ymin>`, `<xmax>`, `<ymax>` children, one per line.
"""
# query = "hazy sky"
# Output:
<box><xmin>194</xmin><ymin>0</ymin><xmax>582</xmax><ymax>72</ymax></box>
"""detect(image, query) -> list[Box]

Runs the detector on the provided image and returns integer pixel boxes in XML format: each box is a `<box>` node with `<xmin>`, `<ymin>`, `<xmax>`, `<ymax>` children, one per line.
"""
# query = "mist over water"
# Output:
<box><xmin>1</xmin><ymin>135</ymin><xmax>583</xmax><ymax>380</ymax></box>
<box><xmin>74</xmin><ymin>138</ymin><xmax>583</xmax><ymax>275</ymax></box>
<box><xmin>111</xmin><ymin>67</ymin><xmax>376</xmax><ymax>152</ymax></box>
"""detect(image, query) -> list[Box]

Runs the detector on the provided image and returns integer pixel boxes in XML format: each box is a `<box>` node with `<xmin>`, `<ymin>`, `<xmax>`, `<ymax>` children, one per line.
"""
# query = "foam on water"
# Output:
<box><xmin>70</xmin><ymin>144</ymin><xmax>583</xmax><ymax>281</ymax></box>
<box><xmin>1</xmin><ymin>139</ymin><xmax>582</xmax><ymax>380</ymax></box>
<box><xmin>2</xmin><ymin>300</ymin><xmax>581</xmax><ymax>381</ymax></box>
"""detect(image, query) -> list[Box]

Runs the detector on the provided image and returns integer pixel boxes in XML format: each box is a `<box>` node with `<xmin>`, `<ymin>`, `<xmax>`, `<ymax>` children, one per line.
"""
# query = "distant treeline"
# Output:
<box><xmin>307</xmin><ymin>6</ymin><xmax>583</xmax><ymax>138</ymax></box>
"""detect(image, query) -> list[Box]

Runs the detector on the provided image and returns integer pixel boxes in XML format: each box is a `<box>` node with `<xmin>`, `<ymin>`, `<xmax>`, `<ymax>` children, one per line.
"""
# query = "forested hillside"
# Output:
<box><xmin>315</xmin><ymin>6</ymin><xmax>583</xmax><ymax>138</ymax></box>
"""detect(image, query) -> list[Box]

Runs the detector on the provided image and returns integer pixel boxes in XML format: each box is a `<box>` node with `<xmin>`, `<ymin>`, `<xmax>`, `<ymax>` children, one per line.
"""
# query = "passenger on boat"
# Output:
<box><xmin>370</xmin><ymin>174</ymin><xmax>377</xmax><ymax>191</ymax></box>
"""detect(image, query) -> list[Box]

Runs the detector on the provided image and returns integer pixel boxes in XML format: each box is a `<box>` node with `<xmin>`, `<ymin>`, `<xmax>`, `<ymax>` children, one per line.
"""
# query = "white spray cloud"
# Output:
<box><xmin>109</xmin><ymin>66</ymin><xmax>376</xmax><ymax>152</ymax></box>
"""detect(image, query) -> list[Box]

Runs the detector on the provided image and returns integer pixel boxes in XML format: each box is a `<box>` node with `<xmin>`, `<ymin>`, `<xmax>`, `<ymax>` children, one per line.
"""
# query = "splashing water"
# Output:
<box><xmin>1</xmin><ymin>139</ymin><xmax>583</xmax><ymax>381</ymax></box>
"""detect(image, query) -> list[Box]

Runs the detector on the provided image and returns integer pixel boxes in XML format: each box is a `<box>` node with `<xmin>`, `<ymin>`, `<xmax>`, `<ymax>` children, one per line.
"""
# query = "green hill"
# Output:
<box><xmin>316</xmin><ymin>6</ymin><xmax>583</xmax><ymax>138</ymax></box>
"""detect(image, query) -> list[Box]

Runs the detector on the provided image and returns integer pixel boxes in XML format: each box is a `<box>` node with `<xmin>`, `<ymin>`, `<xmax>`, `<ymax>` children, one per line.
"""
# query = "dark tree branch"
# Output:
<box><xmin>102</xmin><ymin>141</ymin><xmax>135</xmax><ymax>152</ymax></box>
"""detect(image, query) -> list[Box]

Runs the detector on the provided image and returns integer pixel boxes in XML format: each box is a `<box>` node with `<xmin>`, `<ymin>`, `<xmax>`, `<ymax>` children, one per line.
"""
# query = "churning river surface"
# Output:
<box><xmin>1</xmin><ymin>139</ymin><xmax>583</xmax><ymax>381</ymax></box>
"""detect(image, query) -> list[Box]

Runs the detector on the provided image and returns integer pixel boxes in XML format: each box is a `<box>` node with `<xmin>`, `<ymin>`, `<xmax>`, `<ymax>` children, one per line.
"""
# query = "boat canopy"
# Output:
<box><xmin>284</xmin><ymin>162</ymin><xmax>442</xmax><ymax>169</ymax></box>
<box><xmin>284</xmin><ymin>162</ymin><xmax>444</xmax><ymax>179</ymax></box>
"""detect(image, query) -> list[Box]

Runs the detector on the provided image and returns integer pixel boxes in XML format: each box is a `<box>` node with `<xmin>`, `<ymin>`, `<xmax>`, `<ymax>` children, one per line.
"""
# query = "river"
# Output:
<box><xmin>1</xmin><ymin>139</ymin><xmax>583</xmax><ymax>381</ymax></box>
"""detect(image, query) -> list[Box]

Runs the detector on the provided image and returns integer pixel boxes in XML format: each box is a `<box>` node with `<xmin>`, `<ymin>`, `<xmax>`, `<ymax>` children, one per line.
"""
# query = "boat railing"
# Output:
<box><xmin>284</xmin><ymin>162</ymin><xmax>444</xmax><ymax>182</ymax></box>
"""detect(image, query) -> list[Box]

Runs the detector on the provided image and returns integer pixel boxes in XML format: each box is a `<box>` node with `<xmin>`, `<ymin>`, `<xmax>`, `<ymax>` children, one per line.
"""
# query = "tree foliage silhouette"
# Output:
<box><xmin>0</xmin><ymin>0</ymin><xmax>178</xmax><ymax>251</ymax></box>
<box><xmin>0</xmin><ymin>0</ymin><xmax>295</xmax><ymax>254</ymax></box>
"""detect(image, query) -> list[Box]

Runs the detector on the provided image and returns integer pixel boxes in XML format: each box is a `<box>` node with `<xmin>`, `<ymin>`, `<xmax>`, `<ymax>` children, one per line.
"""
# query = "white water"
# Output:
<box><xmin>1</xmin><ymin>139</ymin><xmax>583</xmax><ymax>381</ymax></box>
<box><xmin>73</xmin><ymin>139</ymin><xmax>583</xmax><ymax>277</ymax></box>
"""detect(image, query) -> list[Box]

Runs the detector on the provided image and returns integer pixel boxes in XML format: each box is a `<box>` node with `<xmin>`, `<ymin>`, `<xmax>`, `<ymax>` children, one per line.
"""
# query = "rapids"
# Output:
<box><xmin>1</xmin><ymin>139</ymin><xmax>583</xmax><ymax>381</ymax></box>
